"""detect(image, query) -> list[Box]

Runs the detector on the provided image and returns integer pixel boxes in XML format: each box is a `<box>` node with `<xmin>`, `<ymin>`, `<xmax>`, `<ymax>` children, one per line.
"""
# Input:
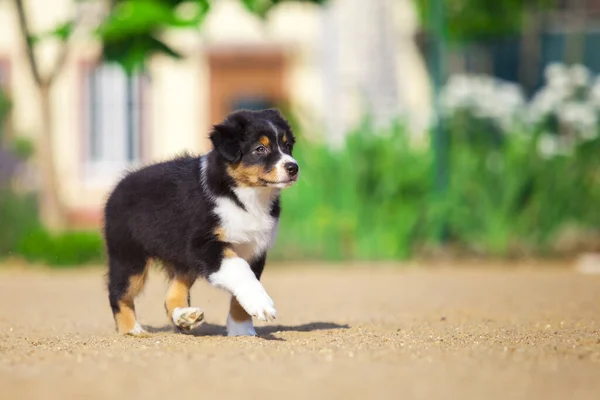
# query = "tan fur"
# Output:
<box><xmin>114</xmin><ymin>268</ymin><xmax>148</xmax><ymax>334</ymax></box>
<box><xmin>229</xmin><ymin>296</ymin><xmax>251</xmax><ymax>322</ymax></box>
<box><xmin>223</xmin><ymin>247</ymin><xmax>237</xmax><ymax>259</ymax></box>
<box><xmin>282</xmin><ymin>135</ymin><xmax>288</xmax><ymax>144</ymax></box>
<box><xmin>259</xmin><ymin>136</ymin><xmax>270</xmax><ymax>147</ymax></box>
<box><xmin>165</xmin><ymin>276</ymin><xmax>194</xmax><ymax>320</ymax></box>
<box><xmin>214</xmin><ymin>227</ymin><xmax>226</xmax><ymax>241</ymax></box>
<box><xmin>115</xmin><ymin>300</ymin><xmax>137</xmax><ymax>333</ymax></box>
<box><xmin>227</xmin><ymin>163</ymin><xmax>280</xmax><ymax>187</ymax></box>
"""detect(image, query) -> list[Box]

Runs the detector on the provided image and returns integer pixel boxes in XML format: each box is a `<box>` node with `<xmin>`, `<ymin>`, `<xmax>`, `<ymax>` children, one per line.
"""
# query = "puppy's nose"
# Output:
<box><xmin>285</xmin><ymin>162</ymin><xmax>299</xmax><ymax>177</ymax></box>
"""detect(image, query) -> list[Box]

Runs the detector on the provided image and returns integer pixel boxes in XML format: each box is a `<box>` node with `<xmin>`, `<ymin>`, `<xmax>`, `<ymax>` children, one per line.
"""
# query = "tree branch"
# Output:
<box><xmin>13</xmin><ymin>0</ymin><xmax>42</xmax><ymax>86</ymax></box>
<box><xmin>47</xmin><ymin>42</ymin><xmax>70</xmax><ymax>85</ymax></box>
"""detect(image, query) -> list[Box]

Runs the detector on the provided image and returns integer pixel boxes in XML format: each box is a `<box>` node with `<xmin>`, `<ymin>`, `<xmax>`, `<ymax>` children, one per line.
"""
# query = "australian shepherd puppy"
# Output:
<box><xmin>104</xmin><ymin>109</ymin><xmax>299</xmax><ymax>337</ymax></box>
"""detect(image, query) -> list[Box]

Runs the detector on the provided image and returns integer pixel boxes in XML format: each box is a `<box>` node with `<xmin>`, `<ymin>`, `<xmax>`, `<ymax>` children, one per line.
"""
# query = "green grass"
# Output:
<box><xmin>2</xmin><ymin>116</ymin><xmax>599</xmax><ymax>266</ymax></box>
<box><xmin>271</xmin><ymin>120</ymin><xmax>600</xmax><ymax>260</ymax></box>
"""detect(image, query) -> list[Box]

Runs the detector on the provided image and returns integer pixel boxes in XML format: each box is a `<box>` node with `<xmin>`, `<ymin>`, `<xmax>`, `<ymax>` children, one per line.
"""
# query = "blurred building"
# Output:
<box><xmin>0</xmin><ymin>0</ymin><xmax>430</xmax><ymax>228</ymax></box>
<box><xmin>445</xmin><ymin>0</ymin><xmax>600</xmax><ymax>95</ymax></box>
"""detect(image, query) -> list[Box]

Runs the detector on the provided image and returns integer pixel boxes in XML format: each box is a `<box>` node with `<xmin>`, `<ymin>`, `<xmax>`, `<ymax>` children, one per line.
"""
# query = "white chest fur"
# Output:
<box><xmin>213</xmin><ymin>187</ymin><xmax>279</xmax><ymax>262</ymax></box>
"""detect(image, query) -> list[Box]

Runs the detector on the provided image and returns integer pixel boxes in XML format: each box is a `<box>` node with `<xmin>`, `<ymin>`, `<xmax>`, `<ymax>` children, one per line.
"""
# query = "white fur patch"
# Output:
<box><xmin>208</xmin><ymin>257</ymin><xmax>276</xmax><ymax>321</ymax></box>
<box><xmin>267</xmin><ymin>121</ymin><xmax>279</xmax><ymax>137</ymax></box>
<box><xmin>201</xmin><ymin>155</ymin><xmax>280</xmax><ymax>261</ymax></box>
<box><xmin>274</xmin><ymin>154</ymin><xmax>298</xmax><ymax>183</ymax></box>
<box><xmin>267</xmin><ymin>122</ymin><xmax>298</xmax><ymax>185</ymax></box>
<box><xmin>214</xmin><ymin>186</ymin><xmax>279</xmax><ymax>261</ymax></box>
<box><xmin>226</xmin><ymin>314</ymin><xmax>257</xmax><ymax>337</ymax></box>
<box><xmin>127</xmin><ymin>322</ymin><xmax>147</xmax><ymax>337</ymax></box>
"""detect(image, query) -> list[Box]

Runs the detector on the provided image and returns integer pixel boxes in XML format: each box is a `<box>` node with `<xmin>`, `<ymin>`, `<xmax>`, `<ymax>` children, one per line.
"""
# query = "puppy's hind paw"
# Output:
<box><xmin>172</xmin><ymin>307</ymin><xmax>205</xmax><ymax>331</ymax></box>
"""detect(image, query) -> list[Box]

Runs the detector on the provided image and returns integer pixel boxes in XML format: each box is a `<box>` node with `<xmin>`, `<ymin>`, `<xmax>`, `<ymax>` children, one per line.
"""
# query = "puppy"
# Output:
<box><xmin>104</xmin><ymin>109</ymin><xmax>299</xmax><ymax>336</ymax></box>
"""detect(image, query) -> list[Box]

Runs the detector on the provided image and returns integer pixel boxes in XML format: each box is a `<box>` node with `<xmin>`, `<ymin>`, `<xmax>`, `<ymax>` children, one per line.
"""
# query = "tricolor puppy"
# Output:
<box><xmin>104</xmin><ymin>109</ymin><xmax>299</xmax><ymax>336</ymax></box>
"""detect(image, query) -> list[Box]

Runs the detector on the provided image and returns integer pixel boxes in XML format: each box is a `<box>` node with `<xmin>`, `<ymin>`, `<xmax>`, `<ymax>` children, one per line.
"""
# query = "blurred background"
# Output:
<box><xmin>0</xmin><ymin>0</ymin><xmax>599</xmax><ymax>267</ymax></box>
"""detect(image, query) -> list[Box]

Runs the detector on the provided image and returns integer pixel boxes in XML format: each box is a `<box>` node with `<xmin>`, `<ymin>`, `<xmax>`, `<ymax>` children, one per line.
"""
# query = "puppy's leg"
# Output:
<box><xmin>227</xmin><ymin>297</ymin><xmax>256</xmax><ymax>336</ymax></box>
<box><xmin>225</xmin><ymin>254</ymin><xmax>267</xmax><ymax>337</ymax></box>
<box><xmin>209</xmin><ymin>249</ymin><xmax>276</xmax><ymax>328</ymax></box>
<box><xmin>164</xmin><ymin>273</ymin><xmax>204</xmax><ymax>331</ymax></box>
<box><xmin>108</xmin><ymin>256</ymin><xmax>149</xmax><ymax>336</ymax></box>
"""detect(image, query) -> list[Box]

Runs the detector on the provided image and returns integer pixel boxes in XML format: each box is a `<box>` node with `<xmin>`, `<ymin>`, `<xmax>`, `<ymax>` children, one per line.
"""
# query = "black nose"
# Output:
<box><xmin>285</xmin><ymin>162</ymin><xmax>299</xmax><ymax>177</ymax></box>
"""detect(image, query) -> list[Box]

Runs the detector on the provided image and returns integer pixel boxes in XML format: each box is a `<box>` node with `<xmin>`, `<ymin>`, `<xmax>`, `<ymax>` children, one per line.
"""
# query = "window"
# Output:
<box><xmin>83</xmin><ymin>63</ymin><xmax>146</xmax><ymax>182</ymax></box>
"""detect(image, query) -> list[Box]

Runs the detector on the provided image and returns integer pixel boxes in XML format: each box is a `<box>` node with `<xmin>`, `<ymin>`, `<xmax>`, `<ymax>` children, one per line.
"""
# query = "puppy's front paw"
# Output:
<box><xmin>235</xmin><ymin>284</ymin><xmax>277</xmax><ymax>322</ymax></box>
<box><xmin>172</xmin><ymin>307</ymin><xmax>205</xmax><ymax>331</ymax></box>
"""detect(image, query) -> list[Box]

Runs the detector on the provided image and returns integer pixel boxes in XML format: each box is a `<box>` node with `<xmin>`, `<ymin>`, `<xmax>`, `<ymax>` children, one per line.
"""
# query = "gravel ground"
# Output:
<box><xmin>0</xmin><ymin>262</ymin><xmax>599</xmax><ymax>400</ymax></box>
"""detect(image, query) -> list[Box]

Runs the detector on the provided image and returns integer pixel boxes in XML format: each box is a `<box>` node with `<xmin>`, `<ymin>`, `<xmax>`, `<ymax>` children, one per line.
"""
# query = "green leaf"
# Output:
<box><xmin>28</xmin><ymin>20</ymin><xmax>74</xmax><ymax>45</ymax></box>
<box><xmin>102</xmin><ymin>34</ymin><xmax>182</xmax><ymax>74</ymax></box>
<box><xmin>97</xmin><ymin>0</ymin><xmax>184</xmax><ymax>41</ymax></box>
<box><xmin>52</xmin><ymin>20</ymin><xmax>74</xmax><ymax>41</ymax></box>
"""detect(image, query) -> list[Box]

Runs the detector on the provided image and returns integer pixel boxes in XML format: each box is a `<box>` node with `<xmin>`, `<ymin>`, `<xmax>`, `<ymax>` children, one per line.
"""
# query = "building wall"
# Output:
<box><xmin>0</xmin><ymin>0</ymin><xmax>431</xmax><ymax>227</ymax></box>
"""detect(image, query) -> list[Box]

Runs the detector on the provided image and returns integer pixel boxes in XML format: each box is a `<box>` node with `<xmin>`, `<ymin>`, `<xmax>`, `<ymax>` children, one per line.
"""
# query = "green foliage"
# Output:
<box><xmin>241</xmin><ymin>0</ymin><xmax>328</xmax><ymax>18</ymax></box>
<box><xmin>272</xmin><ymin>120</ymin><xmax>433</xmax><ymax>260</ymax></box>
<box><xmin>10</xmin><ymin>137</ymin><xmax>35</xmax><ymax>160</ymax></box>
<box><xmin>15</xmin><ymin>229</ymin><xmax>105</xmax><ymax>267</ymax></box>
<box><xmin>0</xmin><ymin>188</ymin><xmax>105</xmax><ymax>267</ymax></box>
<box><xmin>97</xmin><ymin>0</ymin><xmax>326</xmax><ymax>72</ymax></box>
<box><xmin>29</xmin><ymin>20</ymin><xmax>74</xmax><ymax>44</ymax></box>
<box><xmin>271</xmin><ymin>119</ymin><xmax>600</xmax><ymax>261</ymax></box>
<box><xmin>441</xmin><ymin>131</ymin><xmax>600</xmax><ymax>256</ymax></box>
<box><xmin>0</xmin><ymin>190</ymin><xmax>39</xmax><ymax>256</ymax></box>
<box><xmin>98</xmin><ymin>0</ymin><xmax>210</xmax><ymax>73</ymax></box>
<box><xmin>0</xmin><ymin>122</ymin><xmax>102</xmax><ymax>267</ymax></box>
<box><xmin>415</xmin><ymin>0</ymin><xmax>557</xmax><ymax>42</ymax></box>
<box><xmin>0</xmin><ymin>89</ymin><xmax>10</xmax><ymax>142</ymax></box>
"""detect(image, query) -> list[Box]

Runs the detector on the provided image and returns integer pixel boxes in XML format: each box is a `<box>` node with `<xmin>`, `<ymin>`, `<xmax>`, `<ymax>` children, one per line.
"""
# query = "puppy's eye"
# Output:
<box><xmin>285</xmin><ymin>143</ymin><xmax>292</xmax><ymax>153</ymax></box>
<box><xmin>254</xmin><ymin>145</ymin><xmax>268</xmax><ymax>155</ymax></box>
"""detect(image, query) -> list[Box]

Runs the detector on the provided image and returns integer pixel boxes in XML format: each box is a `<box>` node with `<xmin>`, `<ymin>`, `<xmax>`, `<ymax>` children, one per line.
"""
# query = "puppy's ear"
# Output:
<box><xmin>209</xmin><ymin>114</ymin><xmax>247</xmax><ymax>163</ymax></box>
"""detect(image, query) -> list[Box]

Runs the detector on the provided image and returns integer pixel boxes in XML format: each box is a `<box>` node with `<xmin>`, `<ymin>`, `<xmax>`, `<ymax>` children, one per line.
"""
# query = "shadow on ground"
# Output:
<box><xmin>144</xmin><ymin>321</ymin><xmax>350</xmax><ymax>340</ymax></box>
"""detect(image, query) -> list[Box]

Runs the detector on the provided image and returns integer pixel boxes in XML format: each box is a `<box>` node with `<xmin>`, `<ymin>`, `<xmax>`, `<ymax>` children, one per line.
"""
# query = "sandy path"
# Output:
<box><xmin>0</xmin><ymin>264</ymin><xmax>599</xmax><ymax>399</ymax></box>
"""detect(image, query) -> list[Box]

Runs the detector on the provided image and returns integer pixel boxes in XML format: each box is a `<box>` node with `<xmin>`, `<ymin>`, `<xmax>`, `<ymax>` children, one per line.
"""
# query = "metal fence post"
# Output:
<box><xmin>430</xmin><ymin>0</ymin><xmax>449</xmax><ymax>241</ymax></box>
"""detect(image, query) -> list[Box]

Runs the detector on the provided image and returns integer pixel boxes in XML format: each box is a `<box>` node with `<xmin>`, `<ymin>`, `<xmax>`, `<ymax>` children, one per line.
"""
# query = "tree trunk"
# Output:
<box><xmin>37</xmin><ymin>83</ymin><xmax>66</xmax><ymax>231</ymax></box>
<box><xmin>13</xmin><ymin>0</ymin><xmax>68</xmax><ymax>231</ymax></box>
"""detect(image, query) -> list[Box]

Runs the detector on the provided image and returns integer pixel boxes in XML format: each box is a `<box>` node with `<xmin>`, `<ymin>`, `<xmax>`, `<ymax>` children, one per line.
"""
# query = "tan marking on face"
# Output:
<box><xmin>229</xmin><ymin>296</ymin><xmax>252</xmax><ymax>322</ymax></box>
<box><xmin>223</xmin><ymin>247</ymin><xmax>237</xmax><ymax>259</ymax></box>
<box><xmin>114</xmin><ymin>268</ymin><xmax>148</xmax><ymax>334</ymax></box>
<box><xmin>282</xmin><ymin>135</ymin><xmax>288</xmax><ymax>144</ymax></box>
<box><xmin>259</xmin><ymin>136</ymin><xmax>270</xmax><ymax>147</ymax></box>
<box><xmin>165</xmin><ymin>275</ymin><xmax>195</xmax><ymax>320</ymax></box>
<box><xmin>227</xmin><ymin>163</ymin><xmax>280</xmax><ymax>187</ymax></box>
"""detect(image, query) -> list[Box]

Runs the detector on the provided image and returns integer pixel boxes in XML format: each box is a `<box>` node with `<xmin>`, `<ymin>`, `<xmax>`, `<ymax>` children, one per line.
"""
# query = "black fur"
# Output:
<box><xmin>104</xmin><ymin>109</ymin><xmax>296</xmax><ymax>323</ymax></box>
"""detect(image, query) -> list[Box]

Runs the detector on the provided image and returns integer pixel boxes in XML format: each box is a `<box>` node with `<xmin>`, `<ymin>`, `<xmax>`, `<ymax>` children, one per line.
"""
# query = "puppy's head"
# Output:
<box><xmin>210</xmin><ymin>109</ymin><xmax>299</xmax><ymax>188</ymax></box>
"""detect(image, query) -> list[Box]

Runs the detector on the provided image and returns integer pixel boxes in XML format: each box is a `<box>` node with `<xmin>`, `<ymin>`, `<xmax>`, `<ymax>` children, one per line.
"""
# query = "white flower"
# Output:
<box><xmin>537</xmin><ymin>134</ymin><xmax>574</xmax><ymax>158</ymax></box>
<box><xmin>570</xmin><ymin>64</ymin><xmax>591</xmax><ymax>87</ymax></box>
<box><xmin>440</xmin><ymin>63</ymin><xmax>600</xmax><ymax>150</ymax></box>
<box><xmin>556</xmin><ymin>101</ymin><xmax>597</xmax><ymax>139</ymax></box>
<box><xmin>440</xmin><ymin>74</ymin><xmax>524</xmax><ymax>131</ymax></box>
<box><xmin>589</xmin><ymin>77</ymin><xmax>600</xmax><ymax>108</ymax></box>
<box><xmin>537</xmin><ymin>134</ymin><xmax>559</xmax><ymax>157</ymax></box>
<box><xmin>529</xmin><ymin>88</ymin><xmax>563</xmax><ymax>123</ymax></box>
<box><xmin>545</xmin><ymin>63</ymin><xmax>571</xmax><ymax>91</ymax></box>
